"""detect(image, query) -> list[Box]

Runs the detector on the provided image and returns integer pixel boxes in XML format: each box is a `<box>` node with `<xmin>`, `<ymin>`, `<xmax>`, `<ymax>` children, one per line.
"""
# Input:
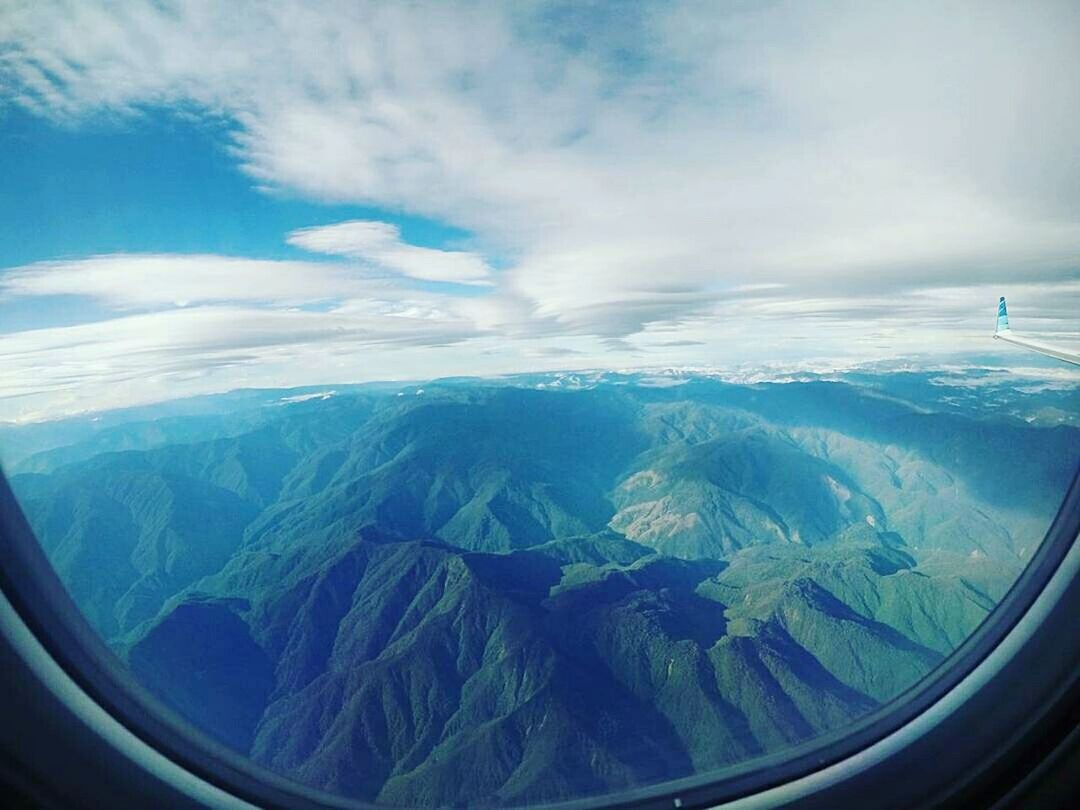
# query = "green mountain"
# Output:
<box><xmin>6</xmin><ymin>372</ymin><xmax>1076</xmax><ymax>806</ymax></box>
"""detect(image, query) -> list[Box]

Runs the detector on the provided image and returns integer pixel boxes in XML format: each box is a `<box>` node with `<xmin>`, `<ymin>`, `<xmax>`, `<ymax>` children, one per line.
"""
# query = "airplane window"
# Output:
<box><xmin>1</xmin><ymin>2</ymin><xmax>1078</xmax><ymax>808</ymax></box>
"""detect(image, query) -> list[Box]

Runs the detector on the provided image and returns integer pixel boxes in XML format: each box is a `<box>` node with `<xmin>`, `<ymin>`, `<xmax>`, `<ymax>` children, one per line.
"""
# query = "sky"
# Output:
<box><xmin>0</xmin><ymin>0</ymin><xmax>1078</xmax><ymax>421</ymax></box>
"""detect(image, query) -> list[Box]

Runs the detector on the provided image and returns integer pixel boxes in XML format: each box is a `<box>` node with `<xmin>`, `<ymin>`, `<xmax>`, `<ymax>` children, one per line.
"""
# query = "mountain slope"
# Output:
<box><xmin>5</xmin><ymin>373</ymin><xmax>1074</xmax><ymax>806</ymax></box>
<box><xmin>125</xmin><ymin>527</ymin><xmax>988</xmax><ymax>805</ymax></box>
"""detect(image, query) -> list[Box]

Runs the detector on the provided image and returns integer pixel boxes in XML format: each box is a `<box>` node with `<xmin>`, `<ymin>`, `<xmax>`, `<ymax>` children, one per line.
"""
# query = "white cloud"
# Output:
<box><xmin>5</xmin><ymin>2</ymin><xmax>1080</xmax><ymax>307</ymax></box>
<box><xmin>0</xmin><ymin>302</ymin><xmax>486</xmax><ymax>419</ymax></box>
<box><xmin>1</xmin><ymin>276</ymin><xmax>1076</xmax><ymax>421</ymax></box>
<box><xmin>0</xmin><ymin>254</ymin><xmax>384</xmax><ymax>308</ymax></box>
<box><xmin>286</xmin><ymin>221</ymin><xmax>492</xmax><ymax>285</ymax></box>
<box><xmin>1</xmin><ymin>0</ymin><xmax>1079</xmax><ymax>418</ymax></box>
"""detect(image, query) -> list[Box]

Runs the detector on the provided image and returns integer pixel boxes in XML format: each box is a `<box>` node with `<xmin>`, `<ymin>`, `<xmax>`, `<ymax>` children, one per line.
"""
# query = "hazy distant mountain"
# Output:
<box><xmin>7</xmin><ymin>370</ymin><xmax>1077</xmax><ymax>805</ymax></box>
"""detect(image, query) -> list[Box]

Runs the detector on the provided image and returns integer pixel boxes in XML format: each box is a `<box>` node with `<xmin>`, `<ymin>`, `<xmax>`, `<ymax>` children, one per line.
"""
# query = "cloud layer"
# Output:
<box><xmin>1</xmin><ymin>0</ymin><xmax>1078</xmax><ymax>418</ymax></box>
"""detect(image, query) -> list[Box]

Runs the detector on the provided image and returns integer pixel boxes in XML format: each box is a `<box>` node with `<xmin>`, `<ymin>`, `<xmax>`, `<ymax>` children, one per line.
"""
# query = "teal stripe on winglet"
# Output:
<box><xmin>996</xmin><ymin>296</ymin><xmax>1010</xmax><ymax>333</ymax></box>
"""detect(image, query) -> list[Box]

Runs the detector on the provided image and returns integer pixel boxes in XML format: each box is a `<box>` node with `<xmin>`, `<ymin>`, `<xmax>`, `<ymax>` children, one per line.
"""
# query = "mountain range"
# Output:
<box><xmin>5</xmin><ymin>369</ymin><xmax>1077</xmax><ymax>806</ymax></box>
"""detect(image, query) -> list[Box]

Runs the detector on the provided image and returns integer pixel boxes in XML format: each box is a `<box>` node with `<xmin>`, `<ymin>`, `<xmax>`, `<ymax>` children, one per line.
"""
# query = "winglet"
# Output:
<box><xmin>995</xmin><ymin>296</ymin><xmax>1010</xmax><ymax>335</ymax></box>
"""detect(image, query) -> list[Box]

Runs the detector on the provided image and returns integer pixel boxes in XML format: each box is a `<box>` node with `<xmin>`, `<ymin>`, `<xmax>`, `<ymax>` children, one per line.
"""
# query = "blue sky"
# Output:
<box><xmin>1</xmin><ymin>1</ymin><xmax>1078</xmax><ymax>420</ymax></box>
<box><xmin>0</xmin><ymin>105</ymin><xmax>473</xmax><ymax>267</ymax></box>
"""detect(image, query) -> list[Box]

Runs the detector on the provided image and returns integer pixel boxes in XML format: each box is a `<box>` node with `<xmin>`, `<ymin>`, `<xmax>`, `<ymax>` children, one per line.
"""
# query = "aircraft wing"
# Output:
<box><xmin>993</xmin><ymin>297</ymin><xmax>1080</xmax><ymax>366</ymax></box>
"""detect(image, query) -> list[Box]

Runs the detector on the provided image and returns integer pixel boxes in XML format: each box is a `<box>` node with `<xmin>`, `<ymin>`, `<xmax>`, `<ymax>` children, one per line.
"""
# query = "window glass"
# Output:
<box><xmin>1</xmin><ymin>2</ymin><xmax>1078</xmax><ymax>806</ymax></box>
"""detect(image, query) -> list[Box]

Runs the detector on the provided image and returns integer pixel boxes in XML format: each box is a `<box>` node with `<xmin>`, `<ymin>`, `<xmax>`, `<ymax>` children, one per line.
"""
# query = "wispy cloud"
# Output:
<box><xmin>0</xmin><ymin>302</ymin><xmax>484</xmax><ymax>418</ymax></box>
<box><xmin>0</xmin><ymin>254</ymin><xmax>379</xmax><ymax>308</ymax></box>
<box><xmin>286</xmin><ymin>220</ymin><xmax>492</xmax><ymax>285</ymax></box>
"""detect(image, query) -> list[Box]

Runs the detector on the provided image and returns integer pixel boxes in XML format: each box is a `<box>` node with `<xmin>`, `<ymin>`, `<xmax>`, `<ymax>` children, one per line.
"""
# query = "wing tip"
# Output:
<box><xmin>996</xmin><ymin>296</ymin><xmax>1010</xmax><ymax>334</ymax></box>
